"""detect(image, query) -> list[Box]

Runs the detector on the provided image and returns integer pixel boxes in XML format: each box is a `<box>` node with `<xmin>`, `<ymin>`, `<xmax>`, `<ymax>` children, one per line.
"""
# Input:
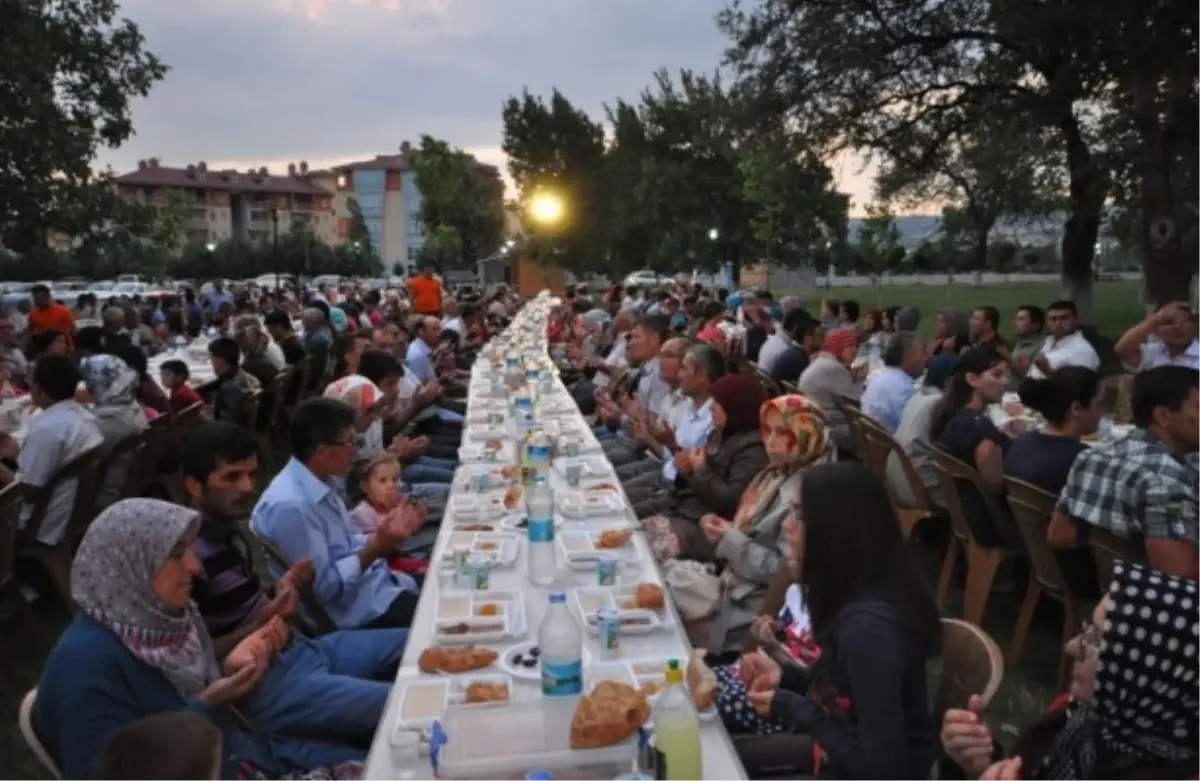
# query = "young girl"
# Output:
<box><xmin>347</xmin><ymin>453</ymin><xmax>402</xmax><ymax>535</ymax></box>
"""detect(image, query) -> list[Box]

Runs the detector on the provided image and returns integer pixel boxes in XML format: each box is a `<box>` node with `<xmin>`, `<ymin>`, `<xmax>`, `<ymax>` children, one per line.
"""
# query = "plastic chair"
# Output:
<box><xmin>934</xmin><ymin>618</ymin><xmax>1004</xmax><ymax>726</ymax></box>
<box><xmin>19</xmin><ymin>689</ymin><xmax>62</xmax><ymax>779</ymax></box>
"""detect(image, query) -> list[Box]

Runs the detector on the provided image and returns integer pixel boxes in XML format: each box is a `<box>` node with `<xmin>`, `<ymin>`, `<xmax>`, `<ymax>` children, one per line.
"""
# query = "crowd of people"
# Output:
<box><xmin>1</xmin><ymin>270</ymin><xmax>1196</xmax><ymax>780</ymax></box>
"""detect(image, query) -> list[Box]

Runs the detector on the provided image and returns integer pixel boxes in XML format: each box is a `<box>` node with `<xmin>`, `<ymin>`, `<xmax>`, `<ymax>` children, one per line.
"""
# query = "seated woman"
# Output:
<box><xmin>939</xmin><ymin>561</ymin><xmax>1198</xmax><ymax>780</ymax></box>
<box><xmin>739</xmin><ymin>462</ymin><xmax>940</xmax><ymax>779</ymax></box>
<box><xmin>642</xmin><ymin>373</ymin><xmax>769</xmax><ymax>562</ymax></box>
<box><xmin>109</xmin><ymin>343</ymin><xmax>171</xmax><ymax>417</ymax></box>
<box><xmin>1006</xmin><ymin>366</ymin><xmax>1100</xmax><ymax>493</ymax></box>
<box><xmin>33</xmin><ymin>500</ymin><xmax>367</xmax><ymax>780</ymax></box>
<box><xmin>79</xmin><ymin>353</ymin><xmax>149</xmax><ymax>510</ymax></box>
<box><xmin>694</xmin><ymin>394</ymin><xmax>836</xmax><ymax>653</ymax></box>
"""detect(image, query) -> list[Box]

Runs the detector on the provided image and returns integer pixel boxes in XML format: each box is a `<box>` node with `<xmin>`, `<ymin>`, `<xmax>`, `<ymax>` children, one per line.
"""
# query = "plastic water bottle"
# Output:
<box><xmin>524</xmin><ymin>431</ymin><xmax>553</xmax><ymax>484</ymax></box>
<box><xmin>652</xmin><ymin>660</ymin><xmax>703</xmax><ymax>779</ymax></box>
<box><xmin>527</xmin><ymin>476</ymin><xmax>557</xmax><ymax>586</ymax></box>
<box><xmin>539</xmin><ymin>591</ymin><xmax>583</xmax><ymax>697</ymax></box>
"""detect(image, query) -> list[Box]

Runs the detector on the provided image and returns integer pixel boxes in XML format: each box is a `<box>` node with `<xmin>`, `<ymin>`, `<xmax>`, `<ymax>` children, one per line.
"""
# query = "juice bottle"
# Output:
<box><xmin>652</xmin><ymin>660</ymin><xmax>702</xmax><ymax>780</ymax></box>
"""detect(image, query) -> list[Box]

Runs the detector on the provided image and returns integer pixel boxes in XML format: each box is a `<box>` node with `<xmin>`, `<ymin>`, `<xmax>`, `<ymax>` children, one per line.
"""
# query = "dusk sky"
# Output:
<box><xmin>96</xmin><ymin>0</ymin><xmax>876</xmax><ymax>213</ymax></box>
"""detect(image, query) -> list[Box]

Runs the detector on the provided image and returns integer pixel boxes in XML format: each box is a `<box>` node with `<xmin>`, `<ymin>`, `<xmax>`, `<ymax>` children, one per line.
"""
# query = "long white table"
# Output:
<box><xmin>363</xmin><ymin>316</ymin><xmax>746</xmax><ymax>780</ymax></box>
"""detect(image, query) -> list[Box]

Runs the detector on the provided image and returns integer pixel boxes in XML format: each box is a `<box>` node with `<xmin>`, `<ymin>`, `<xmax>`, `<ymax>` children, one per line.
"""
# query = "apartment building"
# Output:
<box><xmin>114</xmin><ymin>159</ymin><xmax>337</xmax><ymax>247</ymax></box>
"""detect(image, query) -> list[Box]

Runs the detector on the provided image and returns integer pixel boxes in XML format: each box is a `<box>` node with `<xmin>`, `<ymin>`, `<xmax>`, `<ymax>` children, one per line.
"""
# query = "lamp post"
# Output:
<box><xmin>270</xmin><ymin>207</ymin><xmax>280</xmax><ymax>290</ymax></box>
<box><xmin>527</xmin><ymin>192</ymin><xmax>565</xmax><ymax>287</ymax></box>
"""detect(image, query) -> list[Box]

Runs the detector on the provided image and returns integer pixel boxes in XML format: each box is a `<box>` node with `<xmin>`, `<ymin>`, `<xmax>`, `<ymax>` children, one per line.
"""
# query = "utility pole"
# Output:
<box><xmin>270</xmin><ymin>207</ymin><xmax>280</xmax><ymax>290</ymax></box>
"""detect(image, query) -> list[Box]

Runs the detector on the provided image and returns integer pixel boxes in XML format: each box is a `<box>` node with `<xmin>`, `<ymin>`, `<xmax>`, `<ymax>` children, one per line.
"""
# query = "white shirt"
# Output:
<box><xmin>594</xmin><ymin>337</ymin><xmax>628</xmax><ymax>388</ymax></box>
<box><xmin>656</xmin><ymin>388</ymin><xmax>692</xmax><ymax>430</ymax></box>
<box><xmin>1135</xmin><ymin>339</ymin><xmax>1200</xmax><ymax>371</ymax></box>
<box><xmin>443</xmin><ymin>316</ymin><xmax>464</xmax><ymax>335</ymax></box>
<box><xmin>1026</xmin><ymin>331</ymin><xmax>1100</xmax><ymax>379</ymax></box>
<box><xmin>265</xmin><ymin>341</ymin><xmax>286</xmax><ymax>371</ymax></box>
<box><xmin>18</xmin><ymin>400</ymin><xmax>104</xmax><ymax>545</ymax></box>
<box><xmin>757</xmin><ymin>332</ymin><xmax>794</xmax><ymax>375</ymax></box>
<box><xmin>663</xmin><ymin>397</ymin><xmax>714</xmax><ymax>482</ymax></box>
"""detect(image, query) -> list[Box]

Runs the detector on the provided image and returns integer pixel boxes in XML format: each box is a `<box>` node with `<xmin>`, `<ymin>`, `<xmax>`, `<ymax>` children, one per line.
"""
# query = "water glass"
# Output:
<box><xmin>565</xmin><ymin>463</ymin><xmax>582</xmax><ymax>488</ymax></box>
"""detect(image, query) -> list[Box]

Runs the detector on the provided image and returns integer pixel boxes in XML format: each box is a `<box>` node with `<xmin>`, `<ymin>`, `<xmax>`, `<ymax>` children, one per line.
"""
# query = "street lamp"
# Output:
<box><xmin>205</xmin><ymin>242</ymin><xmax>216</xmax><ymax>252</ymax></box>
<box><xmin>528</xmin><ymin>192</ymin><xmax>564</xmax><ymax>226</ymax></box>
<box><xmin>270</xmin><ymin>207</ymin><xmax>280</xmax><ymax>290</ymax></box>
<box><xmin>708</xmin><ymin>228</ymin><xmax>719</xmax><ymax>241</ymax></box>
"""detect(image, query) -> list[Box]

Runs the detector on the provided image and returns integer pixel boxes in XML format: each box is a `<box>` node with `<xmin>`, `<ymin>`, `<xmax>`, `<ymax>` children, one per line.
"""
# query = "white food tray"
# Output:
<box><xmin>434</xmin><ymin>694</ymin><xmax>638</xmax><ymax>780</ymax></box>
<box><xmin>573</xmin><ymin>585</ymin><xmax>672</xmax><ymax>633</ymax></box>
<box><xmin>433</xmin><ymin>590</ymin><xmax>527</xmax><ymax>645</ymax></box>
<box><xmin>557</xmin><ymin>488</ymin><xmax>626</xmax><ymax>519</ymax></box>
<box><xmin>557</xmin><ymin>525</ymin><xmax>638</xmax><ymax>569</ymax></box>
<box><xmin>458</xmin><ymin>440</ymin><xmax>515</xmax><ymax>464</ymax></box>
<box><xmin>392</xmin><ymin>673</ymin><xmax>514</xmax><ymax>733</ymax></box>
<box><xmin>552</xmin><ymin>455</ymin><xmax>613</xmax><ymax>481</ymax></box>
<box><xmin>438</xmin><ymin>531</ymin><xmax>521</xmax><ymax>569</ymax></box>
<box><xmin>467</xmin><ymin>426</ymin><xmax>512</xmax><ymax>442</ymax></box>
<box><xmin>451</xmin><ymin>493</ymin><xmax>520</xmax><ymax>522</ymax></box>
<box><xmin>452</xmin><ymin>464</ymin><xmax>522</xmax><ymax>492</ymax></box>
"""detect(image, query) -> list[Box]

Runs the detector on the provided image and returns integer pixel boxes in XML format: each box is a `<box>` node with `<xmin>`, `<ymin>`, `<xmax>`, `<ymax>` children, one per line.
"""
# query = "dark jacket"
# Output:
<box><xmin>674</xmin><ymin>427</ymin><xmax>768</xmax><ymax>523</ymax></box>
<box><xmin>770</xmin><ymin>599</ymin><xmax>937</xmax><ymax>779</ymax></box>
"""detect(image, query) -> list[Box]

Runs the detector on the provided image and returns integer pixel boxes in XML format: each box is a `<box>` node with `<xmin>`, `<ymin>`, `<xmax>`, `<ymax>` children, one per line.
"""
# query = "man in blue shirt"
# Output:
<box><xmin>252</xmin><ymin>397</ymin><xmax>426</xmax><ymax>629</ymax></box>
<box><xmin>860</xmin><ymin>332</ymin><xmax>926</xmax><ymax>434</ymax></box>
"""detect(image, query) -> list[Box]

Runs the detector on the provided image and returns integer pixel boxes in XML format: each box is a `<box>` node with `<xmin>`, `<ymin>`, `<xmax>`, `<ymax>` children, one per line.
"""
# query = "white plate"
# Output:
<box><xmin>499</xmin><ymin>640</ymin><xmax>593</xmax><ymax>682</ymax></box>
<box><xmin>392</xmin><ymin>673</ymin><xmax>515</xmax><ymax>732</ymax></box>
<box><xmin>557</xmin><ymin>489</ymin><xmax>626</xmax><ymax>519</ymax></box>
<box><xmin>557</xmin><ymin>525</ymin><xmax>638</xmax><ymax>569</ymax></box>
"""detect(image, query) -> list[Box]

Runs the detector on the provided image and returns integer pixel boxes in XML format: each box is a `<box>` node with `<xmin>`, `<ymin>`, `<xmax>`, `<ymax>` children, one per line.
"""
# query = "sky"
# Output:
<box><xmin>96</xmin><ymin>0</ymin><xmax>877</xmax><ymax>214</ymax></box>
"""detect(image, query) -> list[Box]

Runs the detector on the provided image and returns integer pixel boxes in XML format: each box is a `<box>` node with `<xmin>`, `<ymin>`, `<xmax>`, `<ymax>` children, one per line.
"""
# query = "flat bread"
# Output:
<box><xmin>687</xmin><ymin>649</ymin><xmax>717</xmax><ymax>711</ymax></box>
<box><xmin>418</xmin><ymin>645</ymin><xmax>498</xmax><ymax>674</ymax></box>
<box><xmin>569</xmin><ymin>681</ymin><xmax>650</xmax><ymax>750</ymax></box>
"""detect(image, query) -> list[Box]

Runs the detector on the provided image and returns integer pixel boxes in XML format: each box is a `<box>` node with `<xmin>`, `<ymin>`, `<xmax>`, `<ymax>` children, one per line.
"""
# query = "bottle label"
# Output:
<box><xmin>541</xmin><ymin>658</ymin><xmax>582</xmax><ymax>696</ymax></box>
<box><xmin>525</xmin><ymin>445</ymin><xmax>551</xmax><ymax>461</ymax></box>
<box><xmin>528</xmin><ymin>516</ymin><xmax>555</xmax><ymax>543</ymax></box>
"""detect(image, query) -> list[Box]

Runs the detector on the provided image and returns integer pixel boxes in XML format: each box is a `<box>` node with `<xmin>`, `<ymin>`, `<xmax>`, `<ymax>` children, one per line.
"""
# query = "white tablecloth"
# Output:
<box><xmin>363</xmin><ymin>314</ymin><xmax>747</xmax><ymax>780</ymax></box>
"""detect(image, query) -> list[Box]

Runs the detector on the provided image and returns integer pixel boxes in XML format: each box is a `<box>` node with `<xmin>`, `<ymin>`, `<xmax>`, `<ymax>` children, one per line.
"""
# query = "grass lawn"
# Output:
<box><xmin>781</xmin><ymin>279</ymin><xmax>1146</xmax><ymax>339</ymax></box>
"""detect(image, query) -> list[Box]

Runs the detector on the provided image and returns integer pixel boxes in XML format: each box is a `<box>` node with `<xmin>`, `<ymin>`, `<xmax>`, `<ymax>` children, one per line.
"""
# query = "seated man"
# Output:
<box><xmin>595</xmin><ymin>314</ymin><xmax>672</xmax><ymax>466</ymax></box>
<box><xmin>1051</xmin><ymin>365</ymin><xmax>1199</xmax><ymax>579</ymax></box>
<box><xmin>252</xmin><ymin>397</ymin><xmax>427</xmax><ymax>629</ymax></box>
<box><xmin>206</xmin><ymin>336</ymin><xmax>259</xmax><ymax>424</ymax></box>
<box><xmin>184</xmin><ymin>421</ymin><xmax>408</xmax><ymax>744</ymax></box>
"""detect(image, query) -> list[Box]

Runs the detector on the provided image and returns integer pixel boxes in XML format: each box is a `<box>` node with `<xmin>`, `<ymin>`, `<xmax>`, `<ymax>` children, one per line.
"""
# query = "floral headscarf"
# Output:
<box><xmin>79</xmin><ymin>353</ymin><xmax>139</xmax><ymax>406</ymax></box>
<box><xmin>1032</xmin><ymin>560</ymin><xmax>1198</xmax><ymax>779</ymax></box>
<box><xmin>71</xmin><ymin>499</ymin><xmax>220</xmax><ymax>697</ymax></box>
<box><xmin>734</xmin><ymin>394</ymin><xmax>836</xmax><ymax>530</ymax></box>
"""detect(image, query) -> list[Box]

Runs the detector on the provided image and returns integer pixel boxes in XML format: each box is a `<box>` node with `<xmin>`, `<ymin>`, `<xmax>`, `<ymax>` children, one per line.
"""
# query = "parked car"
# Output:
<box><xmin>622</xmin><ymin>270</ymin><xmax>673</xmax><ymax>289</ymax></box>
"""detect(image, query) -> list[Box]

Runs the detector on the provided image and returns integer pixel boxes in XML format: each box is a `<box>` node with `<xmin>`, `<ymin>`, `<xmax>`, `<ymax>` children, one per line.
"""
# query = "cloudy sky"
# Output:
<box><xmin>97</xmin><ymin>0</ymin><xmax>875</xmax><ymax>212</ymax></box>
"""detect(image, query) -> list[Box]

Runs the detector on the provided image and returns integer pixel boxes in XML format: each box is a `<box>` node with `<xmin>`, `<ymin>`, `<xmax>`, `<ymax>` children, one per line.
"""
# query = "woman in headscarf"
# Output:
<box><xmin>642</xmin><ymin>372</ymin><xmax>770</xmax><ymax>561</ymax></box>
<box><xmin>932</xmin><ymin>306</ymin><xmax>971</xmax><ymax>357</ymax></box>
<box><xmin>941</xmin><ymin>560</ymin><xmax>1198</xmax><ymax>780</ymax></box>
<box><xmin>79</xmin><ymin>353</ymin><xmax>149</xmax><ymax>510</ymax></box>
<box><xmin>32</xmin><ymin>499</ymin><xmax>367</xmax><ymax>780</ymax></box>
<box><xmin>696</xmin><ymin>394</ymin><xmax>837</xmax><ymax>653</ymax></box>
<box><xmin>796</xmin><ymin>327</ymin><xmax>860</xmax><ymax>451</ymax></box>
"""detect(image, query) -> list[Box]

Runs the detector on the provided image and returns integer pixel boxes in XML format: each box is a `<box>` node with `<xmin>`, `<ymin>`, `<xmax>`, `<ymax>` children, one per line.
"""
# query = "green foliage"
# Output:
<box><xmin>345</xmin><ymin>197</ymin><xmax>372</xmax><ymax>246</ymax></box>
<box><xmin>855</xmin><ymin>204</ymin><xmax>902</xmax><ymax>276</ymax></box>
<box><xmin>0</xmin><ymin>0</ymin><xmax>167</xmax><ymax>254</ymax></box>
<box><xmin>408</xmin><ymin>134</ymin><xmax>505</xmax><ymax>269</ymax></box>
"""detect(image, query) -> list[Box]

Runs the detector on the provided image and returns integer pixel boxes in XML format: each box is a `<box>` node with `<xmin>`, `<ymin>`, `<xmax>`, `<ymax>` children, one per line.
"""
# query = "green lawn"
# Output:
<box><xmin>781</xmin><ymin>279</ymin><xmax>1146</xmax><ymax>339</ymax></box>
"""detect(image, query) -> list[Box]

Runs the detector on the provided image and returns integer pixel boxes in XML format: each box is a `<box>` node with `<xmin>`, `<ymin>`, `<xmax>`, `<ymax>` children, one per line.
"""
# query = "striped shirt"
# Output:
<box><xmin>191</xmin><ymin>519</ymin><xmax>269</xmax><ymax>639</ymax></box>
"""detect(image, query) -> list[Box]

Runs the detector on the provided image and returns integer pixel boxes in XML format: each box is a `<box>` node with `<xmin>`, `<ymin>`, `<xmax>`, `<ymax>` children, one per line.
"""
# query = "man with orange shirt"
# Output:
<box><xmin>407</xmin><ymin>264</ymin><xmax>442</xmax><ymax>316</ymax></box>
<box><xmin>28</xmin><ymin>284</ymin><xmax>76</xmax><ymax>348</ymax></box>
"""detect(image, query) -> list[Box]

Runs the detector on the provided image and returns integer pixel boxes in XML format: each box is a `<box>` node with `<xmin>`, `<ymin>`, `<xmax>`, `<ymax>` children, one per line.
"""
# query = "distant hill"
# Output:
<box><xmin>848</xmin><ymin>214</ymin><xmax>1063</xmax><ymax>248</ymax></box>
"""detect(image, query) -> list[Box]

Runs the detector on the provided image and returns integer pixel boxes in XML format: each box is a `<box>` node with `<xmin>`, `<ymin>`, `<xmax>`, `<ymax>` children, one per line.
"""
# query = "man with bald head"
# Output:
<box><xmin>612</xmin><ymin>336</ymin><xmax>693</xmax><ymax>480</ymax></box>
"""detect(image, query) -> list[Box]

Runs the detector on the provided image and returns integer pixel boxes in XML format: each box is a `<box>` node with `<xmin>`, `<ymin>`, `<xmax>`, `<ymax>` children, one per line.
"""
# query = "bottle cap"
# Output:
<box><xmin>665</xmin><ymin>658</ymin><xmax>682</xmax><ymax>684</ymax></box>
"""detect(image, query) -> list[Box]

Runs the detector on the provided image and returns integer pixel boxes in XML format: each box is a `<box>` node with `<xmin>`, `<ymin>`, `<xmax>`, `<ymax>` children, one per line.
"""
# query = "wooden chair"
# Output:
<box><xmin>16</xmin><ymin>448</ymin><xmax>103</xmax><ymax>610</ymax></box>
<box><xmin>933</xmin><ymin>618</ymin><xmax>1004</xmax><ymax>726</ymax></box>
<box><xmin>780</xmin><ymin>381</ymin><xmax>800</xmax><ymax>395</ymax></box>
<box><xmin>0</xmin><ymin>482</ymin><xmax>22</xmax><ymax>601</ymax></box>
<box><xmin>859</xmin><ymin>424</ymin><xmax>938</xmax><ymax>539</ymax></box>
<box><xmin>750</xmin><ymin>367</ymin><xmax>784</xmax><ymax>399</ymax></box>
<box><xmin>19</xmin><ymin>689</ymin><xmax>62</xmax><ymax>779</ymax></box>
<box><xmin>929</xmin><ymin>447</ymin><xmax>1023</xmax><ymax>625</ymax></box>
<box><xmin>1004</xmin><ymin>477</ymin><xmax>1092</xmax><ymax>685</ymax></box>
<box><xmin>833</xmin><ymin>393</ymin><xmax>866</xmax><ymax>456</ymax></box>
<box><xmin>248</xmin><ymin>529</ymin><xmax>338</xmax><ymax>636</ymax></box>
<box><xmin>259</xmin><ymin>370</ymin><xmax>292</xmax><ymax>466</ymax></box>
<box><xmin>93</xmin><ymin>431</ymin><xmax>145</xmax><ymax>509</ymax></box>
<box><xmin>1089</xmin><ymin>528</ymin><xmax>1147</xmax><ymax>586</ymax></box>
<box><xmin>133</xmin><ymin>414</ymin><xmax>171</xmax><ymax>495</ymax></box>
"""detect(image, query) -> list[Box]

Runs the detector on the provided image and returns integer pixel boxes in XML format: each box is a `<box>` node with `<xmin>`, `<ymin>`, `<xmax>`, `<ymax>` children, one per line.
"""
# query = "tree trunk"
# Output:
<box><xmin>1058</xmin><ymin>115</ymin><xmax>1105</xmax><ymax>325</ymax></box>
<box><xmin>1130</xmin><ymin>74</ymin><xmax>1196</xmax><ymax>307</ymax></box>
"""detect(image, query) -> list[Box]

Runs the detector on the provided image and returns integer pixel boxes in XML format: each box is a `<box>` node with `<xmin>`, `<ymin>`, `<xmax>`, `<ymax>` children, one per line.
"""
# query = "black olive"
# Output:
<box><xmin>521</xmin><ymin>657</ymin><xmax>538</xmax><ymax>668</ymax></box>
<box><xmin>528</xmin><ymin>646</ymin><xmax>541</xmax><ymax>658</ymax></box>
<box><xmin>511</xmin><ymin>654</ymin><xmax>524</xmax><ymax>665</ymax></box>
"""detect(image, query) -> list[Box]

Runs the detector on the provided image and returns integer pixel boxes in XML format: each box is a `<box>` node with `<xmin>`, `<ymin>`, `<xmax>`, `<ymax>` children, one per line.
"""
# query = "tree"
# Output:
<box><xmin>855</xmin><ymin>204</ymin><xmax>902</xmax><ymax>282</ymax></box>
<box><xmin>345</xmin><ymin>197</ymin><xmax>372</xmax><ymax>247</ymax></box>
<box><xmin>502</xmin><ymin>89</ymin><xmax>607</xmax><ymax>272</ymax></box>
<box><xmin>715</xmin><ymin>0</ymin><xmax>1108</xmax><ymax>311</ymax></box>
<box><xmin>407</xmin><ymin>134</ymin><xmax>505</xmax><ymax>269</ymax></box>
<box><xmin>1</xmin><ymin>0</ymin><xmax>167</xmax><ymax>254</ymax></box>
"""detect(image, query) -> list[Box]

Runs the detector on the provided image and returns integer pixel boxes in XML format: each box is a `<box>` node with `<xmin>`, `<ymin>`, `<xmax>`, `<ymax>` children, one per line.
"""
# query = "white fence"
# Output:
<box><xmin>808</xmin><ymin>271</ymin><xmax>1142</xmax><ymax>289</ymax></box>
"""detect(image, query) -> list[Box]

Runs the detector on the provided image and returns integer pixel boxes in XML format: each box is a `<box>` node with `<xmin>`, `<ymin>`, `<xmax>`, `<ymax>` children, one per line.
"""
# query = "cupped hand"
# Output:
<box><xmin>699</xmin><ymin>514</ymin><xmax>732</xmax><ymax>543</ymax></box>
<box><xmin>747</xmin><ymin>674</ymin><xmax>775</xmax><ymax>717</ymax></box>
<box><xmin>199</xmin><ymin>663</ymin><xmax>264</xmax><ymax>707</ymax></box>
<box><xmin>738</xmin><ymin>649</ymin><xmax>782</xmax><ymax>689</ymax></box>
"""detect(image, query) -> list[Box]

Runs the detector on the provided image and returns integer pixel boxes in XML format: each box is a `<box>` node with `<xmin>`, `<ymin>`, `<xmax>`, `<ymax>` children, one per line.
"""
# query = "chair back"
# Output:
<box><xmin>1003</xmin><ymin>477</ymin><xmax>1071</xmax><ymax>600</ymax></box>
<box><xmin>749</xmin><ymin>367</ymin><xmax>783</xmax><ymax>399</ymax></box>
<box><xmin>929</xmin><ymin>446</ymin><xmax>1019</xmax><ymax>549</ymax></box>
<box><xmin>848</xmin><ymin>410</ymin><xmax>891</xmax><ymax>479</ymax></box>
<box><xmin>248</xmin><ymin>529</ymin><xmax>338</xmax><ymax>636</ymax></box>
<box><xmin>137</xmin><ymin>413</ymin><xmax>171</xmax><ymax>488</ymax></box>
<box><xmin>833</xmin><ymin>393</ymin><xmax>866</xmax><ymax>454</ymax></box>
<box><xmin>1089</xmin><ymin>528</ymin><xmax>1147</xmax><ymax>586</ymax></box>
<box><xmin>0</xmin><ymin>482</ymin><xmax>21</xmax><ymax>593</ymax></box>
<box><xmin>172</xmin><ymin>400</ymin><xmax>206</xmax><ymax>437</ymax></box>
<box><xmin>262</xmin><ymin>370</ymin><xmax>291</xmax><ymax>433</ymax></box>
<box><xmin>780</xmin><ymin>381</ymin><xmax>800</xmax><ymax>395</ymax></box>
<box><xmin>18</xmin><ymin>448</ymin><xmax>102</xmax><ymax>547</ymax></box>
<box><xmin>19</xmin><ymin>689</ymin><xmax>62</xmax><ymax>779</ymax></box>
<box><xmin>94</xmin><ymin>431</ymin><xmax>145</xmax><ymax>505</ymax></box>
<box><xmin>934</xmin><ymin>618</ymin><xmax>1004</xmax><ymax>724</ymax></box>
<box><xmin>860</xmin><ymin>423</ymin><xmax>931</xmax><ymax>512</ymax></box>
